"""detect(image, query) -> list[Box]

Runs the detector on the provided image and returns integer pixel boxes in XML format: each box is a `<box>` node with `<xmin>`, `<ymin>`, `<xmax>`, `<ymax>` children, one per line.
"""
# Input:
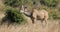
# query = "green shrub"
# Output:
<box><xmin>4</xmin><ymin>0</ymin><xmax>21</xmax><ymax>7</ymax></box>
<box><xmin>5</xmin><ymin>6</ymin><xmax>27</xmax><ymax>24</ymax></box>
<box><xmin>40</xmin><ymin>0</ymin><xmax>58</xmax><ymax>7</ymax></box>
<box><xmin>49</xmin><ymin>9</ymin><xmax>60</xmax><ymax>19</ymax></box>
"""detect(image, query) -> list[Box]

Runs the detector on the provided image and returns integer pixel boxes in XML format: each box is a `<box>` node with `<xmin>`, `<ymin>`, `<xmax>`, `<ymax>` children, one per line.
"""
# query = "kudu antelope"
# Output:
<box><xmin>20</xmin><ymin>5</ymin><xmax>49</xmax><ymax>24</ymax></box>
<box><xmin>32</xmin><ymin>9</ymin><xmax>49</xmax><ymax>24</ymax></box>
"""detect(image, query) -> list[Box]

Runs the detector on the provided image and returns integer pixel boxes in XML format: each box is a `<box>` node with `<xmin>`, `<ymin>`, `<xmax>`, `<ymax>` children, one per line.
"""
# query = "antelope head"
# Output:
<box><xmin>20</xmin><ymin>5</ymin><xmax>31</xmax><ymax>17</ymax></box>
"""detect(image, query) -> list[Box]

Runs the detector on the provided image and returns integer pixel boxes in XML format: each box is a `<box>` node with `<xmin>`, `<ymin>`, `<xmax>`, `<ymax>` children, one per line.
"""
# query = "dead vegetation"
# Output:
<box><xmin>0</xmin><ymin>16</ymin><xmax>60</xmax><ymax>32</ymax></box>
<box><xmin>0</xmin><ymin>0</ymin><xmax>60</xmax><ymax>32</ymax></box>
<box><xmin>0</xmin><ymin>12</ymin><xmax>60</xmax><ymax>32</ymax></box>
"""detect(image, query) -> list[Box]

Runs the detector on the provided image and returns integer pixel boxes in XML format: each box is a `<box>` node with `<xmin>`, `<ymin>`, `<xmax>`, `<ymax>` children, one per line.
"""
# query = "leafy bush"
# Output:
<box><xmin>4</xmin><ymin>0</ymin><xmax>21</xmax><ymax>7</ymax></box>
<box><xmin>51</xmin><ymin>12</ymin><xmax>57</xmax><ymax>19</ymax></box>
<box><xmin>49</xmin><ymin>9</ymin><xmax>60</xmax><ymax>19</ymax></box>
<box><xmin>5</xmin><ymin>6</ymin><xmax>27</xmax><ymax>24</ymax></box>
<box><xmin>4</xmin><ymin>0</ymin><xmax>33</xmax><ymax>11</ymax></box>
<box><xmin>40</xmin><ymin>0</ymin><xmax>58</xmax><ymax>7</ymax></box>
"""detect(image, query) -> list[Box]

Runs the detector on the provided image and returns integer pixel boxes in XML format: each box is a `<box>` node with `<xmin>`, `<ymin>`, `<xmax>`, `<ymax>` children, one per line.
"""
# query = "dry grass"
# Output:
<box><xmin>0</xmin><ymin>6</ymin><xmax>60</xmax><ymax>32</ymax></box>
<box><xmin>0</xmin><ymin>15</ymin><xmax>60</xmax><ymax>32</ymax></box>
<box><xmin>0</xmin><ymin>0</ymin><xmax>60</xmax><ymax>32</ymax></box>
<box><xmin>0</xmin><ymin>0</ymin><xmax>5</xmax><ymax>12</ymax></box>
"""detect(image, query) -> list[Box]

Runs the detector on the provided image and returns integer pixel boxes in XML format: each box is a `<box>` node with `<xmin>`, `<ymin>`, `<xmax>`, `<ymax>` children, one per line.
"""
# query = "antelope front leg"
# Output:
<box><xmin>32</xmin><ymin>12</ymin><xmax>37</xmax><ymax>24</ymax></box>
<box><xmin>43</xmin><ymin>18</ymin><xmax>47</xmax><ymax>26</ymax></box>
<box><xmin>34</xmin><ymin>18</ymin><xmax>36</xmax><ymax>23</ymax></box>
<box><xmin>31</xmin><ymin>18</ymin><xmax>36</xmax><ymax>24</ymax></box>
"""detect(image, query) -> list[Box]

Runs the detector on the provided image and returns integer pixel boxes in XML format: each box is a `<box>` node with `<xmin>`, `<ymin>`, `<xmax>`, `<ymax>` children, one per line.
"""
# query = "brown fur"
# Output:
<box><xmin>31</xmin><ymin>9</ymin><xmax>49</xmax><ymax>24</ymax></box>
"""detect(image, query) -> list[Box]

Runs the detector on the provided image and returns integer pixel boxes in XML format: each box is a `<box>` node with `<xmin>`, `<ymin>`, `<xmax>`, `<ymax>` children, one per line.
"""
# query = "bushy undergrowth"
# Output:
<box><xmin>3</xmin><ymin>0</ymin><xmax>60</xmax><ymax>20</ymax></box>
<box><xmin>5</xmin><ymin>6</ymin><xmax>27</xmax><ymax>24</ymax></box>
<box><xmin>4</xmin><ymin>0</ymin><xmax>21</xmax><ymax>7</ymax></box>
<box><xmin>49</xmin><ymin>8</ymin><xmax>60</xmax><ymax>19</ymax></box>
<box><xmin>40</xmin><ymin>0</ymin><xmax>58</xmax><ymax>7</ymax></box>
